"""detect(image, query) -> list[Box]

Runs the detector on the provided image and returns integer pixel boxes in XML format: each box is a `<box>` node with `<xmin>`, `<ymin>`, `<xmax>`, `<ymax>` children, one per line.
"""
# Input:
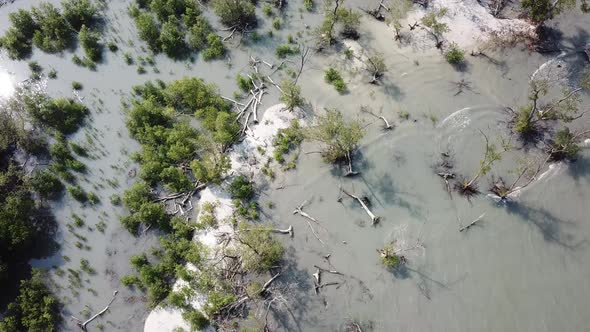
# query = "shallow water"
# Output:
<box><xmin>1</xmin><ymin>0</ymin><xmax>590</xmax><ymax>331</ymax></box>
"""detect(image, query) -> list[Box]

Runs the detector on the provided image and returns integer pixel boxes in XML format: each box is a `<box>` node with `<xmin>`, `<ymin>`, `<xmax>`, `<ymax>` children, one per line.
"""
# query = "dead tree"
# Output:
<box><xmin>342</xmin><ymin>189</ymin><xmax>380</xmax><ymax>225</ymax></box>
<box><xmin>71</xmin><ymin>291</ymin><xmax>118</xmax><ymax>331</ymax></box>
<box><xmin>293</xmin><ymin>200</ymin><xmax>326</xmax><ymax>245</ymax></box>
<box><xmin>360</xmin><ymin>105</ymin><xmax>393</xmax><ymax>130</ymax></box>
<box><xmin>459</xmin><ymin>212</ymin><xmax>485</xmax><ymax>232</ymax></box>
<box><xmin>361</xmin><ymin>0</ymin><xmax>390</xmax><ymax>21</ymax></box>
<box><xmin>450</xmin><ymin>79</ymin><xmax>474</xmax><ymax>96</ymax></box>
<box><xmin>363</xmin><ymin>52</ymin><xmax>387</xmax><ymax>84</ymax></box>
<box><xmin>295</xmin><ymin>45</ymin><xmax>313</xmax><ymax>84</ymax></box>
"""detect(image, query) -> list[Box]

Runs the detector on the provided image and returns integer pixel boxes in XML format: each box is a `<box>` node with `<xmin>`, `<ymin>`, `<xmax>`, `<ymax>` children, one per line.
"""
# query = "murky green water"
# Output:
<box><xmin>1</xmin><ymin>0</ymin><xmax>589</xmax><ymax>331</ymax></box>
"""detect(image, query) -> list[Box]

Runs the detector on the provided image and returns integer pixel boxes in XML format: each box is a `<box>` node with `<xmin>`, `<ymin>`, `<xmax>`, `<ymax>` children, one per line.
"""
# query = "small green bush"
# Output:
<box><xmin>236</xmin><ymin>74</ymin><xmax>254</xmax><ymax>92</ymax></box>
<box><xmin>324</xmin><ymin>67</ymin><xmax>347</xmax><ymax>93</ymax></box>
<box><xmin>272</xmin><ymin>18</ymin><xmax>281</xmax><ymax>30</ymax></box>
<box><xmin>123</xmin><ymin>52</ymin><xmax>134</xmax><ymax>65</ymax></box>
<box><xmin>68</xmin><ymin>185</ymin><xmax>88</xmax><ymax>202</ymax></box>
<box><xmin>107</xmin><ymin>41</ymin><xmax>118</xmax><ymax>52</ymax></box>
<box><xmin>182</xmin><ymin>309</ymin><xmax>209</xmax><ymax>330</ymax></box>
<box><xmin>30</xmin><ymin>170</ymin><xmax>64</xmax><ymax>199</ymax></box>
<box><xmin>445</xmin><ymin>43</ymin><xmax>465</xmax><ymax>65</ymax></box>
<box><xmin>275</xmin><ymin>44</ymin><xmax>299</xmax><ymax>58</ymax></box>
<box><xmin>72</xmin><ymin>81</ymin><xmax>83</xmax><ymax>90</ymax></box>
<box><xmin>28</xmin><ymin>61</ymin><xmax>43</xmax><ymax>74</ymax></box>
<box><xmin>379</xmin><ymin>243</ymin><xmax>401</xmax><ymax>268</ymax></box>
<box><xmin>272</xmin><ymin>120</ymin><xmax>303</xmax><ymax>163</ymax></box>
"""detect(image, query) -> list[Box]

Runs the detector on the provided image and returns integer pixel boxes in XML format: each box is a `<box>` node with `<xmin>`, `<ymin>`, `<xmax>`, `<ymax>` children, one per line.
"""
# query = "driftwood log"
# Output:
<box><xmin>71</xmin><ymin>291</ymin><xmax>118</xmax><ymax>331</ymax></box>
<box><xmin>361</xmin><ymin>106</ymin><xmax>393</xmax><ymax>130</ymax></box>
<box><xmin>293</xmin><ymin>200</ymin><xmax>326</xmax><ymax>245</ymax></box>
<box><xmin>342</xmin><ymin>190</ymin><xmax>380</xmax><ymax>225</ymax></box>
<box><xmin>459</xmin><ymin>213</ymin><xmax>485</xmax><ymax>232</ymax></box>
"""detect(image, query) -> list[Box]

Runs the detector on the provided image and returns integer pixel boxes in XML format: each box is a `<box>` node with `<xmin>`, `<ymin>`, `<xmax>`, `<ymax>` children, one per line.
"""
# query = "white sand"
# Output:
<box><xmin>405</xmin><ymin>0</ymin><xmax>535</xmax><ymax>50</ymax></box>
<box><xmin>144</xmin><ymin>104</ymin><xmax>305</xmax><ymax>332</ymax></box>
<box><xmin>230</xmin><ymin>103</ymin><xmax>305</xmax><ymax>177</ymax></box>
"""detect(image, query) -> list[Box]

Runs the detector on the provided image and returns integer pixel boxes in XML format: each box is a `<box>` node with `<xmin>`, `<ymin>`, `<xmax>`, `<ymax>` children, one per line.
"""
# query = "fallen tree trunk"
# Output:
<box><xmin>261</xmin><ymin>272</ymin><xmax>281</xmax><ymax>293</ymax></box>
<box><xmin>361</xmin><ymin>106</ymin><xmax>393</xmax><ymax>130</ymax></box>
<box><xmin>72</xmin><ymin>291</ymin><xmax>118</xmax><ymax>331</ymax></box>
<box><xmin>293</xmin><ymin>200</ymin><xmax>326</xmax><ymax>246</ymax></box>
<box><xmin>459</xmin><ymin>213</ymin><xmax>485</xmax><ymax>232</ymax></box>
<box><xmin>344</xmin><ymin>151</ymin><xmax>359</xmax><ymax>177</ymax></box>
<box><xmin>342</xmin><ymin>190</ymin><xmax>380</xmax><ymax>225</ymax></box>
<box><xmin>241</xmin><ymin>225</ymin><xmax>294</xmax><ymax>237</ymax></box>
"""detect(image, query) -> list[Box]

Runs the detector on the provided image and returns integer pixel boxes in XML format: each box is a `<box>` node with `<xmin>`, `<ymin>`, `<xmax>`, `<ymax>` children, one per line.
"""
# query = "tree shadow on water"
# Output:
<box><xmin>268</xmin><ymin>248</ymin><xmax>317</xmax><ymax>332</ymax></box>
<box><xmin>567</xmin><ymin>156</ymin><xmax>590</xmax><ymax>182</ymax></box>
<box><xmin>362</xmin><ymin>172</ymin><xmax>425</xmax><ymax>220</ymax></box>
<box><xmin>384</xmin><ymin>264</ymin><xmax>467</xmax><ymax>300</ymax></box>
<box><xmin>504</xmin><ymin>201</ymin><xmax>587</xmax><ymax>250</ymax></box>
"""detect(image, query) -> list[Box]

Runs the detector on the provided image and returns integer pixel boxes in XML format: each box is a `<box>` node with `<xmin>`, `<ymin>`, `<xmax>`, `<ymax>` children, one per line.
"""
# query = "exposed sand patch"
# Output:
<box><xmin>144</xmin><ymin>104</ymin><xmax>305</xmax><ymax>332</ymax></box>
<box><xmin>405</xmin><ymin>0</ymin><xmax>535</xmax><ymax>50</ymax></box>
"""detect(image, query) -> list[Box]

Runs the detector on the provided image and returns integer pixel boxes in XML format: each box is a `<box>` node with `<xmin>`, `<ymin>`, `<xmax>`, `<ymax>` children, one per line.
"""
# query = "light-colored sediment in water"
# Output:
<box><xmin>144</xmin><ymin>104</ymin><xmax>305</xmax><ymax>332</ymax></box>
<box><xmin>406</xmin><ymin>0</ymin><xmax>535</xmax><ymax>50</ymax></box>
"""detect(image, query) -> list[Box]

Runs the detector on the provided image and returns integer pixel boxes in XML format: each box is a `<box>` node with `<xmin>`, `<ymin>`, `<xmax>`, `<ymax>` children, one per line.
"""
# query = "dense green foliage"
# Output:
<box><xmin>21</xmin><ymin>95</ymin><xmax>89</xmax><ymax>135</ymax></box>
<box><xmin>78</xmin><ymin>25</ymin><xmax>102</xmax><ymax>62</ymax></box>
<box><xmin>0</xmin><ymin>1</ymin><xmax>102</xmax><ymax>59</ymax></box>
<box><xmin>123</xmin><ymin>77</ymin><xmax>237</xmax><ymax>232</ymax></box>
<box><xmin>122</xmin><ymin>226</ymin><xmax>206</xmax><ymax>305</ymax></box>
<box><xmin>62</xmin><ymin>0</ymin><xmax>99</xmax><ymax>31</ymax></box>
<box><xmin>30</xmin><ymin>170</ymin><xmax>64</xmax><ymax>200</ymax></box>
<box><xmin>0</xmin><ymin>88</ymin><xmax>82</xmax><ymax>331</ymax></box>
<box><xmin>187</xmin><ymin>17</ymin><xmax>213</xmax><ymax>50</ymax></box>
<box><xmin>305</xmin><ymin>109</ymin><xmax>364</xmax><ymax>163</ymax></box>
<box><xmin>201</xmin><ymin>33</ymin><xmax>226</xmax><ymax>61</ymax></box>
<box><xmin>134</xmin><ymin>12</ymin><xmax>162</xmax><ymax>51</ymax></box>
<box><xmin>212</xmin><ymin>0</ymin><xmax>257</xmax><ymax>30</ymax></box>
<box><xmin>130</xmin><ymin>0</ymin><xmax>225</xmax><ymax>60</ymax></box>
<box><xmin>160</xmin><ymin>16</ymin><xmax>187</xmax><ymax>58</ymax></box>
<box><xmin>0</xmin><ymin>269</ymin><xmax>61</xmax><ymax>331</ymax></box>
<box><xmin>229</xmin><ymin>175</ymin><xmax>254</xmax><ymax>200</ymax></box>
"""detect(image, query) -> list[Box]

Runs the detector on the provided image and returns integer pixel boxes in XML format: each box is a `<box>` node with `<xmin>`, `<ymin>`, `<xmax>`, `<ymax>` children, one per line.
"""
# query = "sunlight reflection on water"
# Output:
<box><xmin>0</xmin><ymin>69</ymin><xmax>15</xmax><ymax>99</ymax></box>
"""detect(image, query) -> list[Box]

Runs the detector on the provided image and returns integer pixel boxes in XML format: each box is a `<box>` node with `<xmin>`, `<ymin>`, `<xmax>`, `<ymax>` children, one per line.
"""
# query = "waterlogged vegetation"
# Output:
<box><xmin>0</xmin><ymin>83</ymin><xmax>89</xmax><ymax>330</ymax></box>
<box><xmin>0</xmin><ymin>0</ymin><xmax>103</xmax><ymax>63</ymax></box>
<box><xmin>1</xmin><ymin>0</ymin><xmax>590</xmax><ymax>331</ymax></box>
<box><xmin>129</xmin><ymin>0</ymin><xmax>226</xmax><ymax>60</ymax></box>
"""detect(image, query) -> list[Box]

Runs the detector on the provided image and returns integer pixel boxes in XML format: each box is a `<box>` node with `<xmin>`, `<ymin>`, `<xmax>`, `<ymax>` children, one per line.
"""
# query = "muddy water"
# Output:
<box><xmin>1</xmin><ymin>0</ymin><xmax>590</xmax><ymax>331</ymax></box>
